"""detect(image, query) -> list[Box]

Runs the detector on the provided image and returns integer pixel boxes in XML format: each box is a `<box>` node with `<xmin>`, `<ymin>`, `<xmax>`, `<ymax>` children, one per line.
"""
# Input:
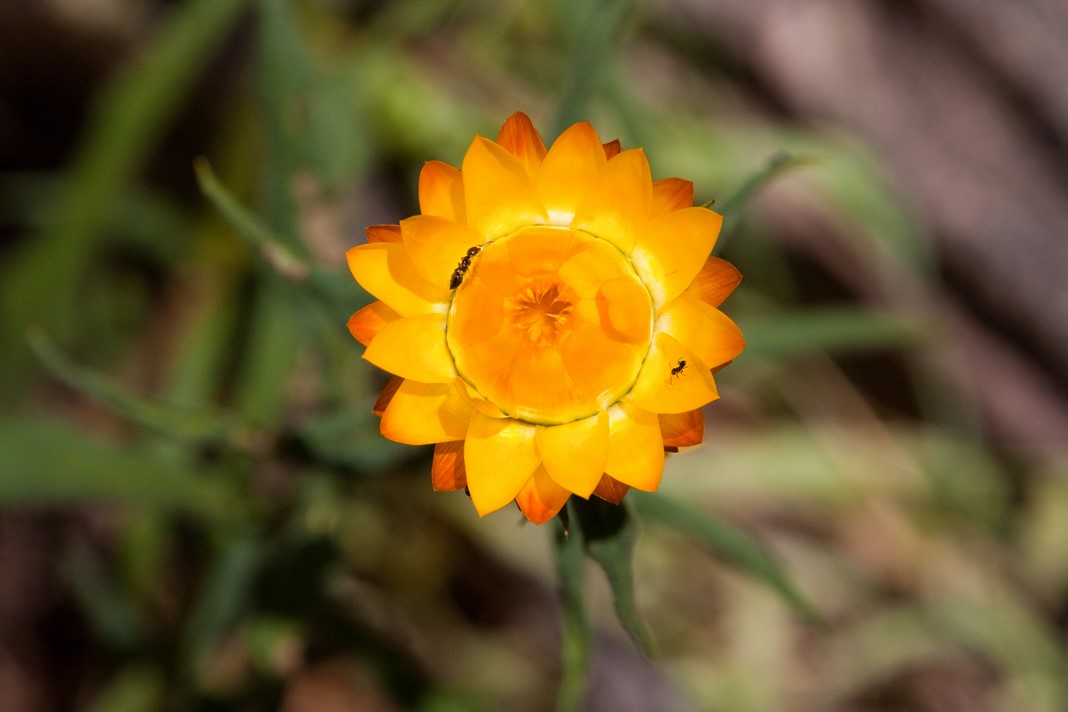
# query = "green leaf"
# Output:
<box><xmin>0</xmin><ymin>0</ymin><xmax>250</xmax><ymax>394</ymax></box>
<box><xmin>86</xmin><ymin>666</ymin><xmax>164</xmax><ymax>712</ymax></box>
<box><xmin>297</xmin><ymin>404</ymin><xmax>412</xmax><ymax>472</ymax></box>
<box><xmin>743</xmin><ymin>308</ymin><xmax>929</xmax><ymax>361</ymax></box>
<box><xmin>28</xmin><ymin>331</ymin><xmax>265</xmax><ymax>454</ymax></box>
<box><xmin>718</xmin><ymin>150</ymin><xmax>820</xmax><ymax>242</ymax></box>
<box><xmin>572</xmin><ymin>497</ymin><xmax>656</xmax><ymax>657</ymax></box>
<box><xmin>0</xmin><ymin>418</ymin><xmax>232</xmax><ymax>514</ymax></box>
<box><xmin>633</xmin><ymin>494</ymin><xmax>820</xmax><ymax>623</ymax></box>
<box><xmin>554</xmin><ymin>507</ymin><xmax>590</xmax><ymax>712</ymax></box>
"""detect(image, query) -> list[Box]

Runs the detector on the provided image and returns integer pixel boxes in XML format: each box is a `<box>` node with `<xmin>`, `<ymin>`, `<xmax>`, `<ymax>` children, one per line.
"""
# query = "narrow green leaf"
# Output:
<box><xmin>0</xmin><ymin>0</ymin><xmax>250</xmax><ymax>393</ymax></box>
<box><xmin>633</xmin><ymin>494</ymin><xmax>820</xmax><ymax>623</ymax></box>
<box><xmin>554</xmin><ymin>506</ymin><xmax>590</xmax><ymax>712</ymax></box>
<box><xmin>551</xmin><ymin>0</ymin><xmax>637</xmax><ymax>136</ymax></box>
<box><xmin>28</xmin><ymin>331</ymin><xmax>265</xmax><ymax>455</ymax></box>
<box><xmin>297</xmin><ymin>404</ymin><xmax>412</xmax><ymax>472</ymax></box>
<box><xmin>572</xmin><ymin>497</ymin><xmax>656</xmax><ymax>657</ymax></box>
<box><xmin>0</xmin><ymin>418</ymin><xmax>231</xmax><ymax>513</ymax></box>
<box><xmin>743</xmin><ymin>308</ymin><xmax>929</xmax><ymax>361</ymax></box>
<box><xmin>718</xmin><ymin>150</ymin><xmax>820</xmax><ymax>242</ymax></box>
<box><xmin>62</xmin><ymin>548</ymin><xmax>145</xmax><ymax>649</ymax></box>
<box><xmin>86</xmin><ymin>666</ymin><xmax>164</xmax><ymax>712</ymax></box>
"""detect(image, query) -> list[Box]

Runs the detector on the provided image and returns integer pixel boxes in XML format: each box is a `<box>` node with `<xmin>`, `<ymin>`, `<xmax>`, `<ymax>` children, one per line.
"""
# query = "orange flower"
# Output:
<box><xmin>347</xmin><ymin>113</ymin><xmax>744</xmax><ymax>524</ymax></box>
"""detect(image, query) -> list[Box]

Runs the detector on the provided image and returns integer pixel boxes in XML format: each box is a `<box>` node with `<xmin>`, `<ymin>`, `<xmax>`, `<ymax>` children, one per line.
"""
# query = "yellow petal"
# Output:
<box><xmin>597</xmin><ymin>276</ymin><xmax>654</xmax><ymax>344</ymax></box>
<box><xmin>572</xmin><ymin>148</ymin><xmax>652</xmax><ymax>253</ymax></box>
<box><xmin>659</xmin><ymin>409</ymin><xmax>704</xmax><ymax>448</ymax></box>
<box><xmin>418</xmin><ymin>161</ymin><xmax>466</xmax><ymax>223</ymax></box>
<box><xmin>464</xmin><ymin>413</ymin><xmax>541</xmax><ymax>516</ymax></box>
<box><xmin>496</xmin><ymin>112</ymin><xmax>547</xmax><ymax>176</ymax></box>
<box><xmin>631</xmin><ymin>207</ymin><xmax>722</xmax><ymax>308</ymax></box>
<box><xmin>535</xmin><ymin>411</ymin><xmax>609</xmax><ymax>498</ymax></box>
<box><xmin>688</xmin><ymin>255</ymin><xmax>742</xmax><ymax>307</ymax></box>
<box><xmin>380</xmin><ymin>380</ymin><xmax>474</xmax><ymax>445</ymax></box>
<box><xmin>650</xmin><ymin>178</ymin><xmax>694</xmax><ymax>218</ymax></box>
<box><xmin>656</xmin><ymin>293</ymin><xmax>745</xmax><ymax>370</ymax></box>
<box><xmin>592</xmin><ymin>474</ymin><xmax>629</xmax><ymax>504</ymax></box>
<box><xmin>347</xmin><ymin>301</ymin><xmax>399</xmax><ymax>347</ymax></box>
<box><xmin>462</xmin><ymin>136</ymin><xmax>547</xmax><ymax>239</ymax></box>
<box><xmin>535</xmin><ymin>121</ymin><xmax>606</xmax><ymax>224</ymax></box>
<box><xmin>346</xmin><ymin>243</ymin><xmax>447</xmax><ymax>316</ymax></box>
<box><xmin>401</xmin><ymin>215</ymin><xmax>486</xmax><ymax>289</ymax></box>
<box><xmin>363</xmin><ymin>313</ymin><xmax>456</xmax><ymax>383</ymax></box>
<box><xmin>515</xmin><ymin>466</ymin><xmax>571</xmax><ymax>524</ymax></box>
<box><xmin>366</xmin><ymin>224</ymin><xmax>401</xmax><ymax>243</ymax></box>
<box><xmin>625</xmin><ymin>332</ymin><xmax>719</xmax><ymax>414</ymax></box>
<box><xmin>604</xmin><ymin>403</ymin><xmax>664</xmax><ymax>491</ymax></box>
<box><xmin>432</xmin><ymin>441</ymin><xmax>467</xmax><ymax>491</ymax></box>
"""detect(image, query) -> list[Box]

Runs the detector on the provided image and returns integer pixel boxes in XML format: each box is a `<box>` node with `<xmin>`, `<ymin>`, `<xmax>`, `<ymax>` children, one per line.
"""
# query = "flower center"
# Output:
<box><xmin>446</xmin><ymin>226</ymin><xmax>653</xmax><ymax>425</ymax></box>
<box><xmin>507</xmin><ymin>282</ymin><xmax>575</xmax><ymax>347</ymax></box>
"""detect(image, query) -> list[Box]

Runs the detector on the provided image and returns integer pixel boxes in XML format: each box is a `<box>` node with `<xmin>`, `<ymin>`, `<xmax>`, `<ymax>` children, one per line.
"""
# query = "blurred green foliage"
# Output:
<box><xmin>2</xmin><ymin>1</ymin><xmax>1066</xmax><ymax>711</ymax></box>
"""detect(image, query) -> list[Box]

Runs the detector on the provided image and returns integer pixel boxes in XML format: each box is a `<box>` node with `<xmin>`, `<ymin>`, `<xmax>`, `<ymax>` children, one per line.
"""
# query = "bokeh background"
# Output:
<box><xmin>3</xmin><ymin>0</ymin><xmax>1068</xmax><ymax>710</ymax></box>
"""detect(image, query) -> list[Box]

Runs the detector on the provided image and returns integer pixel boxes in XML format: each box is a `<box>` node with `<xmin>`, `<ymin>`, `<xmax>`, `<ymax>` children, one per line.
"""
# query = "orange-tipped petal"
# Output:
<box><xmin>604</xmin><ymin>403</ymin><xmax>665</xmax><ymax>491</ymax></box>
<box><xmin>418</xmin><ymin>161</ymin><xmax>466</xmax><ymax>223</ymax></box>
<box><xmin>496</xmin><ymin>112</ymin><xmax>547</xmax><ymax>176</ymax></box>
<box><xmin>572</xmin><ymin>149</ymin><xmax>652</xmax><ymax>253</ymax></box>
<box><xmin>380</xmin><ymin>380</ymin><xmax>474</xmax><ymax>445</ymax></box>
<box><xmin>625</xmin><ymin>332</ymin><xmax>719</xmax><ymax>415</ymax></box>
<box><xmin>602</xmin><ymin>139</ymin><xmax>622</xmax><ymax>159</ymax></box>
<box><xmin>372</xmin><ymin>376</ymin><xmax>403</xmax><ymax>416</ymax></box>
<box><xmin>462</xmin><ymin>136</ymin><xmax>547</xmax><ymax>239</ymax></box>
<box><xmin>464</xmin><ymin>413</ymin><xmax>541</xmax><ymax>516</ymax></box>
<box><xmin>535</xmin><ymin>121</ymin><xmax>607</xmax><ymax>224</ymax></box>
<box><xmin>659</xmin><ymin>409</ymin><xmax>704</xmax><ymax>448</ymax></box>
<box><xmin>363</xmin><ymin>314</ymin><xmax>456</xmax><ymax>384</ymax></box>
<box><xmin>400</xmin><ymin>215</ymin><xmax>486</xmax><ymax>288</ymax></box>
<box><xmin>366</xmin><ymin>224</ymin><xmax>402</xmax><ymax>243</ymax></box>
<box><xmin>347</xmin><ymin>301</ymin><xmax>399</xmax><ymax>347</ymax></box>
<box><xmin>632</xmin><ymin>207</ymin><xmax>722</xmax><ymax>308</ymax></box>
<box><xmin>432</xmin><ymin>441</ymin><xmax>467</xmax><ymax>491</ymax></box>
<box><xmin>535</xmin><ymin>411</ymin><xmax>609</xmax><ymax>498</ymax></box>
<box><xmin>650</xmin><ymin>178</ymin><xmax>694</xmax><ymax>217</ymax></box>
<box><xmin>592</xmin><ymin>475</ymin><xmax>630</xmax><ymax>505</ymax></box>
<box><xmin>656</xmin><ymin>294</ymin><xmax>745</xmax><ymax>370</ymax></box>
<box><xmin>689</xmin><ymin>256</ymin><xmax>742</xmax><ymax>307</ymax></box>
<box><xmin>515</xmin><ymin>466</ymin><xmax>571</xmax><ymax>524</ymax></box>
<box><xmin>346</xmin><ymin>242</ymin><xmax>447</xmax><ymax>316</ymax></box>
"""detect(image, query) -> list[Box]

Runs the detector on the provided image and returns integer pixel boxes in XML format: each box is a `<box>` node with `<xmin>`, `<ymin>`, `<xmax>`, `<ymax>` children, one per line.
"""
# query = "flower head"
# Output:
<box><xmin>347</xmin><ymin>112</ymin><xmax>744</xmax><ymax>523</ymax></box>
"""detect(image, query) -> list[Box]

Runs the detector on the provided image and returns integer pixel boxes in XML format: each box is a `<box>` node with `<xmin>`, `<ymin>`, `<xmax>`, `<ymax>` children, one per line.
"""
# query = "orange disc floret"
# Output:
<box><xmin>346</xmin><ymin>112</ymin><xmax>744</xmax><ymax>524</ymax></box>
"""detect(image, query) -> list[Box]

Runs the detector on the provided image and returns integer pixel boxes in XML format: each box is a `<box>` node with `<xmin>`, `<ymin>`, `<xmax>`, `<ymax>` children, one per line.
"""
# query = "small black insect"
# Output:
<box><xmin>670</xmin><ymin>358</ymin><xmax>687</xmax><ymax>380</ymax></box>
<box><xmin>450</xmin><ymin>245</ymin><xmax>484</xmax><ymax>289</ymax></box>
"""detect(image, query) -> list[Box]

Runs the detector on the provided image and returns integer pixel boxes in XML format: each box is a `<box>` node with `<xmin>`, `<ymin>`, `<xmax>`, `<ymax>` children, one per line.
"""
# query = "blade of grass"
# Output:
<box><xmin>743</xmin><ymin>307</ymin><xmax>929</xmax><ymax>361</ymax></box>
<box><xmin>717</xmin><ymin>150</ymin><xmax>820</xmax><ymax>244</ymax></box>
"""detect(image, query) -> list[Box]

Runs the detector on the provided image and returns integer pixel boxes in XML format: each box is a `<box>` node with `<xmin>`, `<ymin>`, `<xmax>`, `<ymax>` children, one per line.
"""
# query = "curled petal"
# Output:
<box><xmin>689</xmin><ymin>256</ymin><xmax>742</xmax><ymax>307</ymax></box>
<box><xmin>657</xmin><ymin>294</ymin><xmax>745</xmax><ymax>370</ymax></box>
<box><xmin>535</xmin><ymin>121</ymin><xmax>607</xmax><ymax>223</ymax></box>
<box><xmin>380</xmin><ymin>380</ymin><xmax>474</xmax><ymax>445</ymax></box>
<box><xmin>464</xmin><ymin>414</ymin><xmax>541</xmax><ymax>516</ymax></box>
<box><xmin>650</xmin><ymin>178</ymin><xmax>694</xmax><ymax>217</ymax></box>
<box><xmin>516</xmin><ymin>466</ymin><xmax>572</xmax><ymax>524</ymax></box>
<box><xmin>631</xmin><ymin>207</ymin><xmax>722</xmax><ymax>308</ymax></box>
<box><xmin>592</xmin><ymin>475</ymin><xmax>630</xmax><ymax>505</ymax></box>
<box><xmin>496</xmin><ymin>112</ymin><xmax>547</xmax><ymax>176</ymax></box>
<box><xmin>625</xmin><ymin>332</ymin><xmax>719</xmax><ymax>415</ymax></box>
<box><xmin>401</xmin><ymin>215</ymin><xmax>486</xmax><ymax>288</ymax></box>
<box><xmin>347</xmin><ymin>301</ymin><xmax>399</xmax><ymax>347</ymax></box>
<box><xmin>346</xmin><ymin>243</ymin><xmax>447</xmax><ymax>316</ymax></box>
<box><xmin>535</xmin><ymin>411</ymin><xmax>609</xmax><ymax>498</ymax></box>
<box><xmin>604</xmin><ymin>403</ymin><xmax>665</xmax><ymax>491</ymax></box>
<box><xmin>462</xmin><ymin>136</ymin><xmax>547</xmax><ymax>238</ymax></box>
<box><xmin>372</xmin><ymin>376</ymin><xmax>403</xmax><ymax>416</ymax></box>
<box><xmin>659</xmin><ymin>409</ymin><xmax>704</xmax><ymax>448</ymax></box>
<box><xmin>572</xmin><ymin>149</ymin><xmax>653</xmax><ymax>253</ymax></box>
<box><xmin>432</xmin><ymin>441</ymin><xmax>467</xmax><ymax>492</ymax></box>
<box><xmin>419</xmin><ymin>161</ymin><xmax>466</xmax><ymax>223</ymax></box>
<box><xmin>363</xmin><ymin>314</ymin><xmax>455</xmax><ymax>383</ymax></box>
<box><xmin>366</xmin><ymin>224</ymin><xmax>401</xmax><ymax>243</ymax></box>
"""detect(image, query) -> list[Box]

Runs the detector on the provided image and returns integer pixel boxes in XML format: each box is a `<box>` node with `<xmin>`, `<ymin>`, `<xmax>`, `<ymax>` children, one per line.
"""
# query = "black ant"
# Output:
<box><xmin>450</xmin><ymin>245</ymin><xmax>483</xmax><ymax>289</ymax></box>
<box><xmin>670</xmin><ymin>358</ymin><xmax>687</xmax><ymax>381</ymax></box>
